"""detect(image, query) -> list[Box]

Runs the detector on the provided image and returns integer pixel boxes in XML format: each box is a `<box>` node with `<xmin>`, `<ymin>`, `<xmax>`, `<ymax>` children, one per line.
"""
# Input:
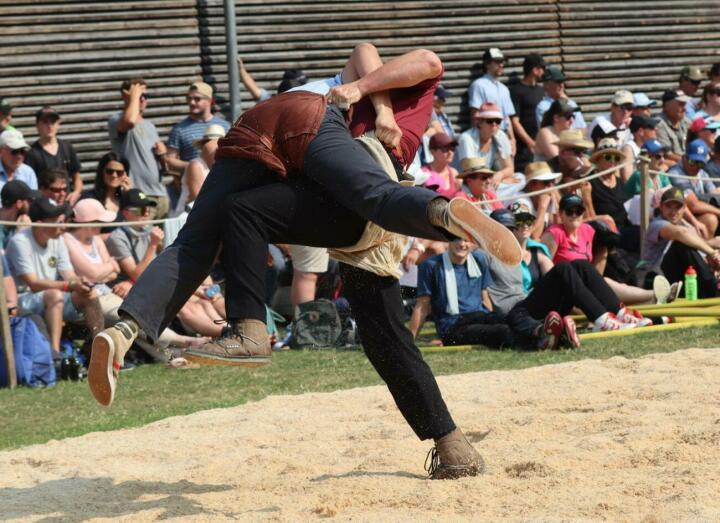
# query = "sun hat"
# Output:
<box><xmin>476</xmin><ymin>102</ymin><xmax>503</xmax><ymax>120</ymax></box>
<box><xmin>590</xmin><ymin>138</ymin><xmax>626</xmax><ymax>163</ymax></box>
<box><xmin>521</xmin><ymin>161</ymin><xmax>561</xmax><ymax>189</ymax></box>
<box><xmin>553</xmin><ymin>129</ymin><xmax>593</xmax><ymax>150</ymax></box>
<box><xmin>191</xmin><ymin>124</ymin><xmax>226</xmax><ymax>148</ymax></box>
<box><xmin>458</xmin><ymin>157</ymin><xmax>494</xmax><ymax>179</ymax></box>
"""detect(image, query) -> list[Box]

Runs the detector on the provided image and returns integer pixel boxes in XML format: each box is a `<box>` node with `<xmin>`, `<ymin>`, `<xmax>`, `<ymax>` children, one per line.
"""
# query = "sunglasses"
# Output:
<box><xmin>9</xmin><ymin>148</ymin><xmax>26</xmax><ymax>156</ymax></box>
<box><xmin>140</xmin><ymin>94</ymin><xmax>149</xmax><ymax>101</ymax></box>
<box><xmin>187</xmin><ymin>95</ymin><xmax>209</xmax><ymax>103</ymax></box>
<box><xmin>562</xmin><ymin>113</ymin><xmax>576</xmax><ymax>120</ymax></box>
<box><xmin>602</xmin><ymin>154</ymin><xmax>622</xmax><ymax>163</ymax></box>
<box><xmin>710</xmin><ymin>89</ymin><xmax>720</xmax><ymax>97</ymax></box>
<box><xmin>436</xmin><ymin>146</ymin><xmax>456</xmax><ymax>152</ymax></box>
<box><xmin>619</xmin><ymin>103</ymin><xmax>634</xmax><ymax>111</ymax></box>
<box><xmin>651</xmin><ymin>153</ymin><xmax>666</xmax><ymax>160</ymax></box>
<box><xmin>481</xmin><ymin>118</ymin><xmax>502</xmax><ymax>126</ymax></box>
<box><xmin>125</xmin><ymin>206</ymin><xmax>149</xmax><ymax>214</ymax></box>
<box><xmin>515</xmin><ymin>217</ymin><xmax>536</xmax><ymax>227</ymax></box>
<box><xmin>466</xmin><ymin>173</ymin><xmax>493</xmax><ymax>181</ymax></box>
<box><xmin>568</xmin><ymin>148</ymin><xmax>589</xmax><ymax>156</ymax></box>
<box><xmin>48</xmin><ymin>186</ymin><xmax>68</xmax><ymax>193</ymax></box>
<box><xmin>563</xmin><ymin>207</ymin><xmax>585</xmax><ymax>217</ymax></box>
<box><xmin>688</xmin><ymin>159</ymin><xmax>706</xmax><ymax>168</ymax></box>
<box><xmin>104</xmin><ymin>167</ymin><xmax>127</xmax><ymax>176</ymax></box>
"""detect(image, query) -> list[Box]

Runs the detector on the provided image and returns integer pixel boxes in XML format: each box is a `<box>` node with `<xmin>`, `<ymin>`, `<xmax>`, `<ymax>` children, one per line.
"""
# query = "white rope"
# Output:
<box><xmin>653</xmin><ymin>168</ymin><xmax>720</xmax><ymax>182</ymax></box>
<box><xmin>0</xmin><ymin>217</ymin><xmax>173</xmax><ymax>228</ymax></box>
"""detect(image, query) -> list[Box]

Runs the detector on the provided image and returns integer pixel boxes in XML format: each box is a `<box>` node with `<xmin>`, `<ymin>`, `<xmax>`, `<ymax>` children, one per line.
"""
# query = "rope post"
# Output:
<box><xmin>639</xmin><ymin>155</ymin><xmax>650</xmax><ymax>261</ymax></box>
<box><xmin>0</xmin><ymin>259</ymin><xmax>16</xmax><ymax>389</ymax></box>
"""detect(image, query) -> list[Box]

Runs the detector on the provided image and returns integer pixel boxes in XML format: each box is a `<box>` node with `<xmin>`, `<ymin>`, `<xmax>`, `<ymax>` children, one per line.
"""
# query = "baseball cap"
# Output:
<box><xmin>0</xmin><ymin>180</ymin><xmax>36</xmax><ymax>206</ymax></box>
<box><xmin>641</xmin><ymin>139</ymin><xmax>668</xmax><ymax>155</ymax></box>
<box><xmin>428</xmin><ymin>133</ymin><xmax>458</xmax><ymax>149</ymax></box>
<box><xmin>189</xmin><ymin>81</ymin><xmax>213</xmax><ymax>99</ymax></box>
<box><xmin>490</xmin><ymin>208</ymin><xmax>516</xmax><ymax>228</ymax></box>
<box><xmin>523</xmin><ymin>53</ymin><xmax>546</xmax><ymax>70</ymax></box>
<box><xmin>548</xmin><ymin>99</ymin><xmax>578</xmax><ymax>117</ymax></box>
<box><xmin>542</xmin><ymin>67</ymin><xmax>566</xmax><ymax>82</ymax></box>
<box><xmin>35</xmin><ymin>106</ymin><xmax>60</xmax><ymax>122</ymax></box>
<box><xmin>680</xmin><ymin>65</ymin><xmax>704</xmax><ymax>82</ymax></box>
<box><xmin>689</xmin><ymin>116</ymin><xmax>720</xmax><ymax>133</ymax></box>
<box><xmin>28</xmin><ymin>197</ymin><xmax>70</xmax><ymax>222</ymax></box>
<box><xmin>629</xmin><ymin>115</ymin><xmax>660</xmax><ymax>133</ymax></box>
<box><xmin>476</xmin><ymin>102</ymin><xmax>503</xmax><ymax>119</ymax></box>
<box><xmin>0</xmin><ymin>129</ymin><xmax>29</xmax><ymax>150</ymax></box>
<box><xmin>611</xmin><ymin>90</ymin><xmax>634</xmax><ymax>106</ymax></box>
<box><xmin>509</xmin><ymin>199</ymin><xmax>536</xmax><ymax>221</ymax></box>
<box><xmin>590</xmin><ymin>119</ymin><xmax>619</xmax><ymax>144</ymax></box>
<box><xmin>72</xmin><ymin>198</ymin><xmax>117</xmax><ymax>223</ymax></box>
<box><xmin>632</xmin><ymin>92</ymin><xmax>657</xmax><ymax>108</ymax></box>
<box><xmin>559</xmin><ymin>193</ymin><xmax>585</xmax><ymax>211</ymax></box>
<box><xmin>660</xmin><ymin>187</ymin><xmax>685</xmax><ymax>205</ymax></box>
<box><xmin>662</xmin><ymin>89</ymin><xmax>690</xmax><ymax>104</ymax></box>
<box><xmin>686</xmin><ymin>139</ymin><xmax>709</xmax><ymax>163</ymax></box>
<box><xmin>434</xmin><ymin>85</ymin><xmax>451</xmax><ymax>100</ymax></box>
<box><xmin>483</xmin><ymin>48</ymin><xmax>505</xmax><ymax>62</ymax></box>
<box><xmin>119</xmin><ymin>189</ymin><xmax>158</xmax><ymax>210</ymax></box>
<box><xmin>0</xmin><ymin>98</ymin><xmax>11</xmax><ymax>115</ymax></box>
<box><xmin>191</xmin><ymin>123</ymin><xmax>226</xmax><ymax>148</ymax></box>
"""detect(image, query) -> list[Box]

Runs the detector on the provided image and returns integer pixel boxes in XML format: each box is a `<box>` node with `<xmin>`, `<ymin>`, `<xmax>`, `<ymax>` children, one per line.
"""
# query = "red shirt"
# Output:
<box><xmin>546</xmin><ymin>223</ymin><xmax>595</xmax><ymax>264</ymax></box>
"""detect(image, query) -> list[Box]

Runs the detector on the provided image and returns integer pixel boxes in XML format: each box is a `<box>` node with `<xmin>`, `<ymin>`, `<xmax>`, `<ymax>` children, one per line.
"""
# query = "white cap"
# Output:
<box><xmin>0</xmin><ymin>129</ymin><xmax>29</xmax><ymax>150</ymax></box>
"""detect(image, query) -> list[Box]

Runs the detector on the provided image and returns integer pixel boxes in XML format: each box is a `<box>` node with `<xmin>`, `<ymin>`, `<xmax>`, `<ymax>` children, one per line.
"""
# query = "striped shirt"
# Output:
<box><xmin>167</xmin><ymin>115</ymin><xmax>230</xmax><ymax>161</ymax></box>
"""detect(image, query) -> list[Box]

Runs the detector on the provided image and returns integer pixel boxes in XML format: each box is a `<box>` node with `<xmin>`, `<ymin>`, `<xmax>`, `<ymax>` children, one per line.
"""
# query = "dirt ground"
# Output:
<box><xmin>2</xmin><ymin>348</ymin><xmax>720</xmax><ymax>522</ymax></box>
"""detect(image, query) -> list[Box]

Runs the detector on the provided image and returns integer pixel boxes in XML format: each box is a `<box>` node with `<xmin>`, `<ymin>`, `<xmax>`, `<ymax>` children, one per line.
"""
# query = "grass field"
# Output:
<box><xmin>1</xmin><ymin>324</ymin><xmax>719</xmax><ymax>450</ymax></box>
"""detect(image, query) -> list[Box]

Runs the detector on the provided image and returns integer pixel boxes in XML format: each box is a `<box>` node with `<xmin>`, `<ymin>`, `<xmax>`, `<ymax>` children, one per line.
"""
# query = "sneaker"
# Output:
<box><xmin>445</xmin><ymin>198</ymin><xmax>522</xmax><ymax>266</ymax></box>
<box><xmin>425</xmin><ymin>428</ymin><xmax>485</xmax><ymax>480</ymax></box>
<box><xmin>592</xmin><ymin>312</ymin><xmax>635</xmax><ymax>332</ymax></box>
<box><xmin>540</xmin><ymin>311</ymin><xmax>563</xmax><ymax>350</ymax></box>
<box><xmin>617</xmin><ymin>307</ymin><xmax>653</xmax><ymax>327</ymax></box>
<box><xmin>561</xmin><ymin>316</ymin><xmax>581</xmax><ymax>349</ymax></box>
<box><xmin>668</xmin><ymin>281</ymin><xmax>682</xmax><ymax>303</ymax></box>
<box><xmin>185</xmin><ymin>319</ymin><xmax>272</xmax><ymax>367</ymax></box>
<box><xmin>653</xmin><ymin>275</ymin><xmax>671</xmax><ymax>304</ymax></box>
<box><xmin>88</xmin><ymin>321</ymin><xmax>137</xmax><ymax>407</ymax></box>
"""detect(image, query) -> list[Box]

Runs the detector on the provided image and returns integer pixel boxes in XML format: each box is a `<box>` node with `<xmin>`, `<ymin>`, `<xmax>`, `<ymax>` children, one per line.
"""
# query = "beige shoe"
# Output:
<box><xmin>425</xmin><ymin>428</ymin><xmax>485</xmax><ymax>480</ymax></box>
<box><xmin>446</xmin><ymin>198</ymin><xmax>522</xmax><ymax>266</ymax></box>
<box><xmin>184</xmin><ymin>319</ymin><xmax>272</xmax><ymax>367</ymax></box>
<box><xmin>88</xmin><ymin>322</ymin><xmax>137</xmax><ymax>407</ymax></box>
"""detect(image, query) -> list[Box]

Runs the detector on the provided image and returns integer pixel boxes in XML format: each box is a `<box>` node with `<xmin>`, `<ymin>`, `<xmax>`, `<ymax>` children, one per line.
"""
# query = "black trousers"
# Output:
<box><xmin>441</xmin><ymin>311</ymin><xmax>516</xmax><ymax>348</ymax></box>
<box><xmin>508</xmin><ymin>260</ymin><xmax>620</xmax><ymax>339</ymax></box>
<box><xmin>120</xmin><ymin>105</ymin><xmax>446</xmax><ymax>340</ymax></box>
<box><xmin>661</xmin><ymin>241</ymin><xmax>717</xmax><ymax>299</ymax></box>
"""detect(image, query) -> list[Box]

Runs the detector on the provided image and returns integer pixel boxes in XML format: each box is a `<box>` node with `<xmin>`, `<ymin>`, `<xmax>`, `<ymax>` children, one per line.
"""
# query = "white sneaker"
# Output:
<box><xmin>617</xmin><ymin>307</ymin><xmax>653</xmax><ymax>327</ymax></box>
<box><xmin>592</xmin><ymin>312</ymin><xmax>635</xmax><ymax>332</ymax></box>
<box><xmin>88</xmin><ymin>321</ymin><xmax>137</xmax><ymax>407</ymax></box>
<box><xmin>653</xmin><ymin>275</ymin><xmax>671</xmax><ymax>304</ymax></box>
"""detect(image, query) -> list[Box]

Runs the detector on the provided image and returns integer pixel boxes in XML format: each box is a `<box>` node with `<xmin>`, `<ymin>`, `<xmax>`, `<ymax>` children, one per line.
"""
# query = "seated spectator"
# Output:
<box><xmin>536</xmin><ymin>67</ymin><xmax>586</xmax><ymax>131</ymax></box>
<box><xmin>455</xmin><ymin>157</ymin><xmax>502</xmax><ymax>213</ymax></box>
<box><xmin>5</xmin><ymin>197</ymin><xmax>104</xmax><ymax>355</ymax></box>
<box><xmin>430</xmin><ymin>85</ymin><xmax>455</xmax><ymax>138</ymax></box>
<box><xmin>2</xmin><ymin>251</ymin><xmax>17</xmax><ymax>317</ymax></box>
<box><xmin>420</xmin><ymin>133</ymin><xmax>461</xmax><ymax>198</ymax></box>
<box><xmin>550</xmin><ymin>130</ymin><xmax>596</xmax><ymax>216</ymax></box>
<box><xmin>643</xmin><ymin>187</ymin><xmax>720</xmax><ymax>298</ymax></box>
<box><xmin>686</xmin><ymin>116</ymin><xmax>719</xmax><ymax>150</ymax></box>
<box><xmin>534</xmin><ymin>100</ymin><xmax>577</xmax><ymax>162</ymax></box>
<box><xmin>457</xmin><ymin>102</ymin><xmax>515</xmax><ymax>183</ymax></box>
<box><xmin>38</xmin><ymin>168</ymin><xmax>70</xmax><ymax>205</ymax></box>
<box><xmin>678</xmin><ymin>66</ymin><xmax>704</xmax><ymax>119</ymax></box>
<box><xmin>0</xmin><ymin>130</ymin><xmax>37</xmax><ymax>193</ymax></box>
<box><xmin>106</xmin><ymin>189</ymin><xmax>224</xmax><ymax>337</ymax></box>
<box><xmin>621</xmin><ymin>115</ymin><xmax>659</xmax><ymax>181</ymax></box>
<box><xmin>694</xmin><ymin>82</ymin><xmax>720</xmax><ymax>124</ymax></box>
<box><xmin>513</xmin><ymin>161</ymin><xmax>561</xmax><ymax>238</ymax></box>
<box><xmin>668</xmin><ymin>138</ymin><xmax>720</xmax><ymax>236</ymax></box>
<box><xmin>25</xmin><ymin>107</ymin><xmax>82</xmax><ymax>205</ymax></box>
<box><xmin>587</xmin><ymin>90</ymin><xmax>634</xmax><ymax>145</ymax></box>
<box><xmin>704</xmin><ymin>136</ymin><xmax>720</xmax><ymax>183</ymax></box>
<box><xmin>656</xmin><ymin>90</ymin><xmax>692</xmax><ymax>164</ymax></box>
<box><xmin>0</xmin><ymin>180</ymin><xmax>34</xmax><ymax>248</ymax></box>
<box><xmin>624</xmin><ymin>139</ymin><xmax>671</xmax><ymax>199</ymax></box>
<box><xmin>632</xmin><ymin>93</ymin><xmax>657</xmax><ymax>118</ymax></box>
<box><xmin>81</xmin><ymin>152</ymin><xmax>132</xmax><ymax>215</ymax></box>
<box><xmin>0</xmin><ymin>98</ymin><xmax>14</xmax><ymax>133</ymax></box>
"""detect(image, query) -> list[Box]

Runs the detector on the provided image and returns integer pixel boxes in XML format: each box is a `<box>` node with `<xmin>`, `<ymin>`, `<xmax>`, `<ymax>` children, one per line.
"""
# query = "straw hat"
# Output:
<box><xmin>458</xmin><ymin>157</ymin><xmax>494</xmax><ymax>179</ymax></box>
<box><xmin>192</xmin><ymin>124</ymin><xmax>226</xmax><ymax>148</ymax></box>
<box><xmin>553</xmin><ymin>129</ymin><xmax>593</xmax><ymax>150</ymax></box>
<box><xmin>590</xmin><ymin>138</ymin><xmax>626</xmax><ymax>163</ymax></box>
<box><xmin>521</xmin><ymin>161</ymin><xmax>561</xmax><ymax>189</ymax></box>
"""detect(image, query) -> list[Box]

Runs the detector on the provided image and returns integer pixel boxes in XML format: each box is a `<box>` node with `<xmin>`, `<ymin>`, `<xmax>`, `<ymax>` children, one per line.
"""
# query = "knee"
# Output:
<box><xmin>415</xmin><ymin>49</ymin><xmax>443</xmax><ymax>77</ymax></box>
<box><xmin>44</xmin><ymin>289</ymin><xmax>63</xmax><ymax>307</ymax></box>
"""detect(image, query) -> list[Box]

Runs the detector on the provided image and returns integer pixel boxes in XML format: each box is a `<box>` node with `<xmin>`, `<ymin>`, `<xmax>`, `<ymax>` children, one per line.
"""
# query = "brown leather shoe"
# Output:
<box><xmin>425</xmin><ymin>428</ymin><xmax>485</xmax><ymax>480</ymax></box>
<box><xmin>184</xmin><ymin>319</ymin><xmax>272</xmax><ymax>367</ymax></box>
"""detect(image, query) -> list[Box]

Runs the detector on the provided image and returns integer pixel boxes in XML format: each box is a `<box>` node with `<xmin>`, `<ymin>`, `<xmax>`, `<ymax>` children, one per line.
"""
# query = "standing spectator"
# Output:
<box><xmin>82</xmin><ymin>152</ymin><xmax>132</xmax><ymax>216</ymax></box>
<box><xmin>430</xmin><ymin>85</ymin><xmax>455</xmax><ymax>138</ymax></box>
<box><xmin>25</xmin><ymin>106</ymin><xmax>82</xmax><ymax>204</ymax></box>
<box><xmin>632</xmin><ymin>93</ymin><xmax>657</xmax><ymax>117</ymax></box>
<box><xmin>0</xmin><ymin>180</ymin><xmax>34</xmax><ymax>248</ymax></box>
<box><xmin>534</xmin><ymin>100</ymin><xmax>578</xmax><ymax>162</ymax></box>
<box><xmin>678</xmin><ymin>65</ymin><xmax>704</xmax><ymax>119</ymax></box>
<box><xmin>509</xmin><ymin>53</ymin><xmax>546</xmax><ymax>172</ymax></box>
<box><xmin>586</xmin><ymin>91</ymin><xmax>634</xmax><ymax>146</ymax></box>
<box><xmin>535</xmin><ymin>67</ymin><xmax>586</xmax><ymax>131</ymax></box>
<box><xmin>165</xmin><ymin>82</ymin><xmax>230</xmax><ymax>173</ymax></box>
<box><xmin>656</xmin><ymin>89</ymin><xmax>692</xmax><ymax>163</ymax></box>
<box><xmin>420</xmin><ymin>133</ymin><xmax>460</xmax><ymax>198</ymax></box>
<box><xmin>108</xmin><ymin>77</ymin><xmax>170</xmax><ymax>218</ymax></box>
<box><xmin>621</xmin><ymin>115</ymin><xmax>659</xmax><ymax>181</ymax></box>
<box><xmin>467</xmin><ymin>48</ymin><xmax>516</xmax><ymax>151</ymax></box>
<box><xmin>38</xmin><ymin>168</ymin><xmax>70</xmax><ymax>206</ymax></box>
<box><xmin>0</xmin><ymin>130</ymin><xmax>37</xmax><ymax>194</ymax></box>
<box><xmin>5</xmin><ymin>197</ymin><xmax>104</xmax><ymax>355</ymax></box>
<box><xmin>457</xmin><ymin>102</ymin><xmax>514</xmax><ymax>183</ymax></box>
<box><xmin>0</xmin><ymin>98</ymin><xmax>15</xmax><ymax>133</ymax></box>
<box><xmin>456</xmin><ymin>157</ymin><xmax>503</xmax><ymax>213</ymax></box>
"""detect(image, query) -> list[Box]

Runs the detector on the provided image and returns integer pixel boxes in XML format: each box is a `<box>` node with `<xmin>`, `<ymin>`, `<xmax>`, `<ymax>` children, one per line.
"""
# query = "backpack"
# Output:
<box><xmin>0</xmin><ymin>316</ymin><xmax>56</xmax><ymax>388</ymax></box>
<box><xmin>290</xmin><ymin>299</ymin><xmax>343</xmax><ymax>349</ymax></box>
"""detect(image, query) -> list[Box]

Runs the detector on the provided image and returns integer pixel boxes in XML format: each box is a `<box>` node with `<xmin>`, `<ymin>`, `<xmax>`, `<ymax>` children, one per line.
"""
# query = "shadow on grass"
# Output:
<box><xmin>1</xmin><ymin>477</ymin><xmax>237</xmax><ymax>521</ymax></box>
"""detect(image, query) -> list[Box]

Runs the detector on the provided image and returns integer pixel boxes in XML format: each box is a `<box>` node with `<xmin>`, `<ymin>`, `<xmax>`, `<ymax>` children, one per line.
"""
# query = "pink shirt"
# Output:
<box><xmin>546</xmin><ymin>223</ymin><xmax>595</xmax><ymax>264</ymax></box>
<box><xmin>421</xmin><ymin>166</ymin><xmax>461</xmax><ymax>198</ymax></box>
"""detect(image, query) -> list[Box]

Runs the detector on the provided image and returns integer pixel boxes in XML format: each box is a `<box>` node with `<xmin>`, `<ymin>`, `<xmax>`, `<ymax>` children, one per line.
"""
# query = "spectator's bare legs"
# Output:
<box><xmin>71</xmin><ymin>290</ymin><xmax>104</xmax><ymax>338</ymax></box>
<box><xmin>291</xmin><ymin>270</ymin><xmax>318</xmax><ymax>307</ymax></box>
<box><xmin>177</xmin><ymin>298</ymin><xmax>224</xmax><ymax>337</ymax></box>
<box><xmin>43</xmin><ymin>289</ymin><xmax>64</xmax><ymax>354</ymax></box>
<box><xmin>604</xmin><ymin>278</ymin><xmax>655</xmax><ymax>305</ymax></box>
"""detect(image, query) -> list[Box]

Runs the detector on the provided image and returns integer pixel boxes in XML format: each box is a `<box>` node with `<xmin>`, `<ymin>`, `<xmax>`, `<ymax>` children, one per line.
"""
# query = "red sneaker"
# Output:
<box><xmin>541</xmin><ymin>311</ymin><xmax>563</xmax><ymax>350</ymax></box>
<box><xmin>562</xmin><ymin>316</ymin><xmax>581</xmax><ymax>349</ymax></box>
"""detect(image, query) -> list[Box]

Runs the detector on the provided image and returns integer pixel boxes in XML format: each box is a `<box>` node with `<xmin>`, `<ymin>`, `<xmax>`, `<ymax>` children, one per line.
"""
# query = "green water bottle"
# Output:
<box><xmin>684</xmin><ymin>266</ymin><xmax>698</xmax><ymax>301</ymax></box>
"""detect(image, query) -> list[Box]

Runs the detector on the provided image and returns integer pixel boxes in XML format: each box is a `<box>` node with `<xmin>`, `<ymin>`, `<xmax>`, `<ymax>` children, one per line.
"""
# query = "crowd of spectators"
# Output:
<box><xmin>3</xmin><ymin>49</ymin><xmax>720</xmax><ymax>384</ymax></box>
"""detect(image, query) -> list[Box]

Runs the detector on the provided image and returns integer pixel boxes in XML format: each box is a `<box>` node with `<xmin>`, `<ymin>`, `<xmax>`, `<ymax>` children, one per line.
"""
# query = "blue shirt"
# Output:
<box><xmin>0</xmin><ymin>162</ymin><xmax>38</xmax><ymax>205</ymax></box>
<box><xmin>467</xmin><ymin>74</ymin><xmax>515</xmax><ymax>131</ymax></box>
<box><xmin>668</xmin><ymin>162</ymin><xmax>716</xmax><ymax>195</ymax></box>
<box><xmin>2</xmin><ymin>253</ymin><xmax>9</xmax><ymax>275</ymax></box>
<box><xmin>167</xmin><ymin>116</ymin><xmax>230</xmax><ymax>161</ymax></box>
<box><xmin>417</xmin><ymin>251</ymin><xmax>493</xmax><ymax>338</ymax></box>
<box><xmin>535</xmin><ymin>95</ymin><xmax>586</xmax><ymax>129</ymax></box>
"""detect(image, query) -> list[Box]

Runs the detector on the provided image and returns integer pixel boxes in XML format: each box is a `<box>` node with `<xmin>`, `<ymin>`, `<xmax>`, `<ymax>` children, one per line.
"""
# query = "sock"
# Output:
<box><xmin>116</xmin><ymin>313</ymin><xmax>139</xmax><ymax>337</ymax></box>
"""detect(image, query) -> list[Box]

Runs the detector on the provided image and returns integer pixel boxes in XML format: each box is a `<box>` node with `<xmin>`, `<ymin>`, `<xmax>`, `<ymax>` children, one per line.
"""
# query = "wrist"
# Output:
<box><xmin>411</xmin><ymin>242</ymin><xmax>426</xmax><ymax>253</ymax></box>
